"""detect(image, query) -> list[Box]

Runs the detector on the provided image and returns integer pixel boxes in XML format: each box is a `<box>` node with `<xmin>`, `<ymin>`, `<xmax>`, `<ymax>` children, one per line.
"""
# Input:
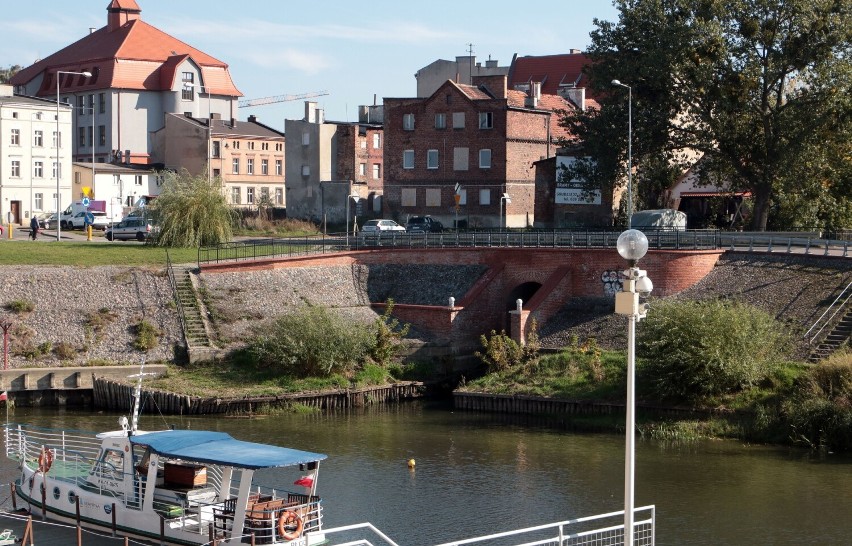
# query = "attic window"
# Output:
<box><xmin>446</xmin><ymin>94</ymin><xmax>452</xmax><ymax>105</ymax></box>
<box><xmin>90</xmin><ymin>67</ymin><xmax>100</xmax><ymax>84</ymax></box>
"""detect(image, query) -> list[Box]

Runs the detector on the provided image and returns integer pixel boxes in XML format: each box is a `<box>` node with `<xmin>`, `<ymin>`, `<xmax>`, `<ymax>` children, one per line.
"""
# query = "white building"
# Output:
<box><xmin>0</xmin><ymin>84</ymin><xmax>73</xmax><ymax>225</ymax></box>
<box><xmin>72</xmin><ymin>162</ymin><xmax>161</xmax><ymax>221</ymax></box>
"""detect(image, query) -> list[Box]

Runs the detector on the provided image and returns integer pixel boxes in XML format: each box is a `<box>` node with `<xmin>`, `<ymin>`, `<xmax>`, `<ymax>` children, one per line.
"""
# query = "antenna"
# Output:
<box><xmin>467</xmin><ymin>43</ymin><xmax>475</xmax><ymax>83</ymax></box>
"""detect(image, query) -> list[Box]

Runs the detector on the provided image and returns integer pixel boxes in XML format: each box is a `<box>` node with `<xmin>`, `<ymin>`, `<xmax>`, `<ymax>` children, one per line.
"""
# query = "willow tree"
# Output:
<box><xmin>562</xmin><ymin>0</ymin><xmax>852</xmax><ymax>230</ymax></box>
<box><xmin>148</xmin><ymin>168</ymin><xmax>236</xmax><ymax>247</ymax></box>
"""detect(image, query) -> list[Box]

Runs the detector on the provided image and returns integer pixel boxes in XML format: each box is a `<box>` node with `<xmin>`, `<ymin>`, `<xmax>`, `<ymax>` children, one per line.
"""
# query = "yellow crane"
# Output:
<box><xmin>238</xmin><ymin>90</ymin><xmax>329</xmax><ymax>108</ymax></box>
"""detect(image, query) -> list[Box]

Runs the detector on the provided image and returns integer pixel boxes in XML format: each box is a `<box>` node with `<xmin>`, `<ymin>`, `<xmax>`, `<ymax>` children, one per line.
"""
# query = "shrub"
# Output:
<box><xmin>248</xmin><ymin>305</ymin><xmax>373</xmax><ymax>378</ymax></box>
<box><xmin>476</xmin><ymin>322</ymin><xmax>540</xmax><ymax>374</ymax></box>
<box><xmin>5</xmin><ymin>300</ymin><xmax>34</xmax><ymax>314</ymax></box>
<box><xmin>637</xmin><ymin>299</ymin><xmax>789</xmax><ymax>402</ymax></box>
<box><xmin>53</xmin><ymin>341</ymin><xmax>77</xmax><ymax>360</ymax></box>
<box><xmin>370</xmin><ymin>300</ymin><xmax>410</xmax><ymax>367</ymax></box>
<box><xmin>132</xmin><ymin>320</ymin><xmax>161</xmax><ymax>351</ymax></box>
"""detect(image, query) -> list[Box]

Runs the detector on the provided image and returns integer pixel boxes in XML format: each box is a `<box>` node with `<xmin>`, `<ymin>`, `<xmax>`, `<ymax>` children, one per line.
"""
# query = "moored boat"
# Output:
<box><xmin>3</xmin><ymin>370</ymin><xmax>327</xmax><ymax>546</ymax></box>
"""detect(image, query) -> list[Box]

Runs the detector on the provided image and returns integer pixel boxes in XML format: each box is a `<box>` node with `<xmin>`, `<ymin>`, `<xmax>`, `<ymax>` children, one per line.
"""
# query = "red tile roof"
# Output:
<box><xmin>109</xmin><ymin>0</ymin><xmax>141</xmax><ymax>8</ymax></box>
<box><xmin>12</xmin><ymin>18</ymin><xmax>241</xmax><ymax>97</ymax></box>
<box><xmin>509</xmin><ymin>53</ymin><xmax>597</xmax><ymax>99</ymax></box>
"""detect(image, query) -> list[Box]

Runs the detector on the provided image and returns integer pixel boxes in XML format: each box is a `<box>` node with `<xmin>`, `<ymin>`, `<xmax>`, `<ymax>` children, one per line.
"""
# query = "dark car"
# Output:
<box><xmin>406</xmin><ymin>216</ymin><xmax>443</xmax><ymax>233</ymax></box>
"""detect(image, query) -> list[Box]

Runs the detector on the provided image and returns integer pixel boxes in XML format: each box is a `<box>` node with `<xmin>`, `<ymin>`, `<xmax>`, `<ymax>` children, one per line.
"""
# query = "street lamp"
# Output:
<box><xmin>56</xmin><ymin>70</ymin><xmax>92</xmax><ymax>241</ymax></box>
<box><xmin>614</xmin><ymin>229</ymin><xmax>653</xmax><ymax>545</ymax></box>
<box><xmin>346</xmin><ymin>193</ymin><xmax>360</xmax><ymax>246</ymax></box>
<box><xmin>500</xmin><ymin>192</ymin><xmax>511</xmax><ymax>229</ymax></box>
<box><xmin>611</xmin><ymin>79</ymin><xmax>633</xmax><ymax>228</ymax></box>
<box><xmin>183</xmin><ymin>83</ymin><xmax>212</xmax><ymax>183</ymax></box>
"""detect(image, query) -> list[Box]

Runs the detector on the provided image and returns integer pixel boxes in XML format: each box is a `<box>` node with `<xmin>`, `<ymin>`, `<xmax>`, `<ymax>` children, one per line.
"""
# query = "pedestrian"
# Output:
<box><xmin>30</xmin><ymin>216</ymin><xmax>39</xmax><ymax>240</ymax></box>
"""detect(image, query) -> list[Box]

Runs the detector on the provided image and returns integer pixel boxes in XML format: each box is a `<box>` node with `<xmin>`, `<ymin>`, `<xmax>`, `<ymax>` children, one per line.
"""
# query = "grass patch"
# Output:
<box><xmin>5</xmin><ymin>299</ymin><xmax>35</xmax><ymax>313</ymax></box>
<box><xmin>132</xmin><ymin>321</ymin><xmax>161</xmax><ymax>351</ymax></box>
<box><xmin>0</xmin><ymin>242</ymin><xmax>198</xmax><ymax>266</ymax></box>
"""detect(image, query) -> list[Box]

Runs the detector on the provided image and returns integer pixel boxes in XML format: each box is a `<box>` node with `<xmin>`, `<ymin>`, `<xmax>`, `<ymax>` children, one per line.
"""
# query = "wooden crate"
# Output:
<box><xmin>164</xmin><ymin>463</ymin><xmax>207</xmax><ymax>487</ymax></box>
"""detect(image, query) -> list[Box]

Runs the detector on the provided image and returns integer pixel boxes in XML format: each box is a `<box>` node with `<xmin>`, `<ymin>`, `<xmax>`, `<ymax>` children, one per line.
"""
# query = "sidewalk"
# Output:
<box><xmin>1</xmin><ymin>225</ymin><xmax>107</xmax><ymax>242</ymax></box>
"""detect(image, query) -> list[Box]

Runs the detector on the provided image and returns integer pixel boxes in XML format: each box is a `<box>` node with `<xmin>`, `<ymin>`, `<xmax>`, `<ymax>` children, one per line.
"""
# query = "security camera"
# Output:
<box><xmin>635</xmin><ymin>275</ymin><xmax>653</xmax><ymax>296</ymax></box>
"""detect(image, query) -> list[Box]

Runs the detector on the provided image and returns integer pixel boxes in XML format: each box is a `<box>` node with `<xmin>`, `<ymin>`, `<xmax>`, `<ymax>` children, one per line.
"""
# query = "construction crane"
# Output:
<box><xmin>238</xmin><ymin>90</ymin><xmax>330</xmax><ymax>108</ymax></box>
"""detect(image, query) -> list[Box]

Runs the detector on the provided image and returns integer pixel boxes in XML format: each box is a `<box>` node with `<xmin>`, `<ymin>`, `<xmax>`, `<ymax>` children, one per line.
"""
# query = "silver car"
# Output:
<box><xmin>105</xmin><ymin>217</ymin><xmax>153</xmax><ymax>241</ymax></box>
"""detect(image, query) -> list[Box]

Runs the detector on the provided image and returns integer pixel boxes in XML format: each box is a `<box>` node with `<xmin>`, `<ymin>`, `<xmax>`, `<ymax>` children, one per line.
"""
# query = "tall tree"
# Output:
<box><xmin>0</xmin><ymin>65</ymin><xmax>22</xmax><ymax>84</ymax></box>
<box><xmin>561</xmin><ymin>0</ymin><xmax>852</xmax><ymax>230</ymax></box>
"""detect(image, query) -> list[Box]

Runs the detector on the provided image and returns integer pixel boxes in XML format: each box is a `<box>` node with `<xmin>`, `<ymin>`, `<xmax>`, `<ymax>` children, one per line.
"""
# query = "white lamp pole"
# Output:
<box><xmin>614</xmin><ymin>229</ymin><xmax>653</xmax><ymax>545</ymax></box>
<box><xmin>500</xmin><ymin>192</ymin><xmax>511</xmax><ymax>230</ymax></box>
<box><xmin>346</xmin><ymin>193</ymin><xmax>360</xmax><ymax>246</ymax></box>
<box><xmin>611</xmin><ymin>80</ymin><xmax>633</xmax><ymax>228</ymax></box>
<box><xmin>56</xmin><ymin>70</ymin><xmax>92</xmax><ymax>241</ymax></box>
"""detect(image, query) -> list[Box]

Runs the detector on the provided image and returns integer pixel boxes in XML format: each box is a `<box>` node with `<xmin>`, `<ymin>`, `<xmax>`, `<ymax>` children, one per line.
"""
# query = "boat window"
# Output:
<box><xmin>95</xmin><ymin>449</ymin><xmax>125</xmax><ymax>480</ymax></box>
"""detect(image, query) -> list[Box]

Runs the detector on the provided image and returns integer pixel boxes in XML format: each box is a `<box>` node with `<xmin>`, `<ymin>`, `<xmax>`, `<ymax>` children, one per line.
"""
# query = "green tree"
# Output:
<box><xmin>148</xmin><ymin>168</ymin><xmax>236</xmax><ymax>247</ymax></box>
<box><xmin>562</xmin><ymin>0</ymin><xmax>852</xmax><ymax>230</ymax></box>
<box><xmin>0</xmin><ymin>65</ymin><xmax>22</xmax><ymax>84</ymax></box>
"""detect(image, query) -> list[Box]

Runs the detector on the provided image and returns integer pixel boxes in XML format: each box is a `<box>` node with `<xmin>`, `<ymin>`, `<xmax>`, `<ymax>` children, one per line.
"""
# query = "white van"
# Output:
<box><xmin>60</xmin><ymin>199</ymin><xmax>123</xmax><ymax>229</ymax></box>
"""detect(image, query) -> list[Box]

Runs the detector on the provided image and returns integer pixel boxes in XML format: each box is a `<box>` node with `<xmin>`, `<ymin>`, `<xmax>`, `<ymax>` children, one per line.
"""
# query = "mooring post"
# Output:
<box><xmin>10</xmin><ymin>482</ymin><xmax>17</xmax><ymax>511</ymax></box>
<box><xmin>112</xmin><ymin>502</ymin><xmax>117</xmax><ymax>535</ymax></box>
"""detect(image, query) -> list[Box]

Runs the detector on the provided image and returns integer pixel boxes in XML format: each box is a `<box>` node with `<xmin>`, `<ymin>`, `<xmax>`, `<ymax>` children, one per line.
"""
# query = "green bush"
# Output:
<box><xmin>475</xmin><ymin>322</ymin><xmax>540</xmax><ymax>374</ymax></box>
<box><xmin>248</xmin><ymin>305</ymin><xmax>373</xmax><ymax>378</ymax></box>
<box><xmin>132</xmin><ymin>321</ymin><xmax>161</xmax><ymax>351</ymax></box>
<box><xmin>637</xmin><ymin>299</ymin><xmax>789</xmax><ymax>402</ymax></box>
<box><xmin>370</xmin><ymin>300</ymin><xmax>410</xmax><ymax>367</ymax></box>
<box><xmin>5</xmin><ymin>299</ymin><xmax>34</xmax><ymax>313</ymax></box>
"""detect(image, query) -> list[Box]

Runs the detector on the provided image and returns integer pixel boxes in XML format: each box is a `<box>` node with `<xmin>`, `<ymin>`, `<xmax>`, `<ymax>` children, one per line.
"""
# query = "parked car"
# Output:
<box><xmin>105</xmin><ymin>217</ymin><xmax>154</xmax><ymax>241</ymax></box>
<box><xmin>69</xmin><ymin>211</ymin><xmax>110</xmax><ymax>230</ymax></box>
<box><xmin>34</xmin><ymin>212</ymin><xmax>54</xmax><ymax>230</ymax></box>
<box><xmin>406</xmin><ymin>216</ymin><xmax>443</xmax><ymax>233</ymax></box>
<box><xmin>360</xmin><ymin>219</ymin><xmax>406</xmax><ymax>234</ymax></box>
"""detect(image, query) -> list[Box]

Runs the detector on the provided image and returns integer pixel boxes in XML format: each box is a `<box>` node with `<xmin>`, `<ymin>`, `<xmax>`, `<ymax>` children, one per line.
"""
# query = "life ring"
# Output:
<box><xmin>37</xmin><ymin>447</ymin><xmax>53</xmax><ymax>473</ymax></box>
<box><xmin>277</xmin><ymin>510</ymin><xmax>303</xmax><ymax>541</ymax></box>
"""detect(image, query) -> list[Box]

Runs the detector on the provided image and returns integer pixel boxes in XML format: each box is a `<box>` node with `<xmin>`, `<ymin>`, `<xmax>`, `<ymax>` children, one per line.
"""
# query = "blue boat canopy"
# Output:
<box><xmin>130</xmin><ymin>430</ymin><xmax>327</xmax><ymax>470</ymax></box>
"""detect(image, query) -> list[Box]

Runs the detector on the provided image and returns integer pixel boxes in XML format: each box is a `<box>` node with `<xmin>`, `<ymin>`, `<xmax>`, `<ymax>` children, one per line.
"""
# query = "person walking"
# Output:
<box><xmin>30</xmin><ymin>215</ymin><xmax>40</xmax><ymax>240</ymax></box>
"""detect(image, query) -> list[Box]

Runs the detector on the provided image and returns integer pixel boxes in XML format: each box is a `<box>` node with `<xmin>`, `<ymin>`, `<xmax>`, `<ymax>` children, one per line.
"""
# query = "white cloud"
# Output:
<box><xmin>237</xmin><ymin>49</ymin><xmax>330</xmax><ymax>74</ymax></box>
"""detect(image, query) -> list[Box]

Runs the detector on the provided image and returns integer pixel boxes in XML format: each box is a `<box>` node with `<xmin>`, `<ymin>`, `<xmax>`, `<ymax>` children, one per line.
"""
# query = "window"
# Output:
<box><xmin>212</xmin><ymin>141</ymin><xmax>220</xmax><ymax>158</ymax></box>
<box><xmin>426</xmin><ymin>188</ymin><xmax>441</xmax><ymax>207</ymax></box>
<box><xmin>88</xmin><ymin>94</ymin><xmax>94</xmax><ymax>110</ymax></box>
<box><xmin>435</xmin><ymin>113</ymin><xmax>446</xmax><ymax>129</ymax></box>
<box><xmin>98</xmin><ymin>126</ymin><xmax>106</xmax><ymax>146</ymax></box>
<box><xmin>246</xmin><ymin>187</ymin><xmax>255</xmax><ymax>204</ymax></box>
<box><xmin>76</xmin><ymin>172</ymin><xmax>82</xmax><ymax>184</ymax></box>
<box><xmin>231</xmin><ymin>187</ymin><xmax>241</xmax><ymax>204</ymax></box>
<box><xmin>479</xmin><ymin>189</ymin><xmax>491</xmax><ymax>205</ymax></box>
<box><xmin>275</xmin><ymin>187</ymin><xmax>283</xmax><ymax>205</ymax></box>
<box><xmin>78</xmin><ymin>127</ymin><xmax>85</xmax><ymax>147</ymax></box>
<box><xmin>135</xmin><ymin>175</ymin><xmax>143</xmax><ymax>186</ymax></box>
<box><xmin>10</xmin><ymin>129</ymin><xmax>19</xmax><ymax>145</ymax></box>
<box><xmin>34</xmin><ymin>193</ymin><xmax>43</xmax><ymax>210</ymax></box>
<box><xmin>260</xmin><ymin>187</ymin><xmax>269</xmax><ymax>201</ymax></box>
<box><xmin>427</xmin><ymin>149</ymin><xmax>439</xmax><ymax>170</ymax></box>
<box><xmin>261</xmin><ymin>159</ymin><xmax>268</xmax><ymax>175</ymax></box>
<box><xmin>87</xmin><ymin>126</ymin><xmax>93</xmax><ymax>147</ymax></box>
<box><xmin>52</xmin><ymin>162</ymin><xmax>60</xmax><ymax>179</ymax></box>
<box><xmin>479</xmin><ymin>149</ymin><xmax>492</xmax><ymax>168</ymax></box>
<box><xmin>403</xmin><ymin>150</ymin><xmax>414</xmax><ymax>169</ymax></box>
<box><xmin>479</xmin><ymin>112</ymin><xmax>493</xmax><ymax>129</ymax></box>
<box><xmin>247</xmin><ymin>158</ymin><xmax>254</xmax><ymax>175</ymax></box>
<box><xmin>457</xmin><ymin>188</ymin><xmax>467</xmax><ymax>205</ymax></box>
<box><xmin>53</xmin><ymin>131</ymin><xmax>61</xmax><ymax>148</ymax></box>
<box><xmin>181</xmin><ymin>72</ymin><xmax>194</xmax><ymax>100</ymax></box>
<box><xmin>452</xmin><ymin>112</ymin><xmax>465</xmax><ymax>129</ymax></box>
<box><xmin>372</xmin><ymin>164</ymin><xmax>381</xmax><ymax>179</ymax></box>
<box><xmin>232</xmin><ymin>158</ymin><xmax>240</xmax><ymax>174</ymax></box>
<box><xmin>403</xmin><ymin>113</ymin><xmax>415</xmax><ymax>130</ymax></box>
<box><xmin>401</xmin><ymin>188</ymin><xmax>417</xmax><ymax>207</ymax></box>
<box><xmin>98</xmin><ymin>93</ymin><xmax>105</xmax><ymax>114</ymax></box>
<box><xmin>261</xmin><ymin>142</ymin><xmax>268</xmax><ymax>151</ymax></box>
<box><xmin>301</xmin><ymin>165</ymin><xmax>310</xmax><ymax>176</ymax></box>
<box><xmin>359</xmin><ymin>163</ymin><xmax>366</xmax><ymax>176</ymax></box>
<box><xmin>233</xmin><ymin>141</ymin><xmax>240</xmax><ymax>149</ymax></box>
<box><xmin>302</xmin><ymin>132</ymin><xmax>310</xmax><ymax>146</ymax></box>
<box><xmin>11</xmin><ymin>160</ymin><xmax>20</xmax><ymax>177</ymax></box>
<box><xmin>77</xmin><ymin>96</ymin><xmax>84</xmax><ymax>115</ymax></box>
<box><xmin>275</xmin><ymin>159</ymin><xmax>282</xmax><ymax>176</ymax></box>
<box><xmin>247</xmin><ymin>141</ymin><xmax>255</xmax><ymax>150</ymax></box>
<box><xmin>34</xmin><ymin>161</ymin><xmax>43</xmax><ymax>178</ymax></box>
<box><xmin>453</xmin><ymin>147</ymin><xmax>469</xmax><ymax>171</ymax></box>
<box><xmin>213</xmin><ymin>168</ymin><xmax>220</xmax><ymax>178</ymax></box>
<box><xmin>34</xmin><ymin>130</ymin><xmax>43</xmax><ymax>147</ymax></box>
<box><xmin>373</xmin><ymin>133</ymin><xmax>381</xmax><ymax>148</ymax></box>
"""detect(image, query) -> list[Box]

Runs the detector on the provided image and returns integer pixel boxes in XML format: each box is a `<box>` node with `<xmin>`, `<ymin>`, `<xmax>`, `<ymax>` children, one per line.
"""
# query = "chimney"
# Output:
<box><xmin>107</xmin><ymin>0</ymin><xmax>141</xmax><ymax>32</ymax></box>
<box><xmin>89</xmin><ymin>27</ymin><xmax>97</xmax><ymax>34</ymax></box>
<box><xmin>525</xmin><ymin>82</ymin><xmax>541</xmax><ymax>108</ymax></box>
<box><xmin>317</xmin><ymin>109</ymin><xmax>325</xmax><ymax>124</ymax></box>
<box><xmin>358</xmin><ymin>106</ymin><xmax>369</xmax><ymax>123</ymax></box>
<box><xmin>231</xmin><ymin>118</ymin><xmax>237</xmax><ymax>128</ymax></box>
<box><xmin>559</xmin><ymin>87</ymin><xmax>586</xmax><ymax>111</ymax></box>
<box><xmin>124</xmin><ymin>149</ymin><xmax>131</xmax><ymax>165</ymax></box>
<box><xmin>305</xmin><ymin>101</ymin><xmax>317</xmax><ymax>123</ymax></box>
<box><xmin>248</xmin><ymin>115</ymin><xmax>257</xmax><ymax>123</ymax></box>
<box><xmin>485</xmin><ymin>59</ymin><xmax>498</xmax><ymax>68</ymax></box>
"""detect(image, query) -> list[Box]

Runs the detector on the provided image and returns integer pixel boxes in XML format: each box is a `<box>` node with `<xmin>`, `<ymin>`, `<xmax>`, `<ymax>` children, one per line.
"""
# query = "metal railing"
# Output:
<box><xmin>804</xmin><ymin>279</ymin><xmax>852</xmax><ymax>345</ymax></box>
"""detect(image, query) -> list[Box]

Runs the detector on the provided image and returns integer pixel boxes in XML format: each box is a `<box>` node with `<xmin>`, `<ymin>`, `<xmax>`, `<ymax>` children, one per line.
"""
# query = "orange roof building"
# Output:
<box><xmin>10</xmin><ymin>0</ymin><xmax>242</xmax><ymax>166</ymax></box>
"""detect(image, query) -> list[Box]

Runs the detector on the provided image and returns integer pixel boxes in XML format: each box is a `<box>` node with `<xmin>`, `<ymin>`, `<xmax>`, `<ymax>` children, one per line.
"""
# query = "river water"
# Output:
<box><xmin>1</xmin><ymin>402</ymin><xmax>849</xmax><ymax>545</ymax></box>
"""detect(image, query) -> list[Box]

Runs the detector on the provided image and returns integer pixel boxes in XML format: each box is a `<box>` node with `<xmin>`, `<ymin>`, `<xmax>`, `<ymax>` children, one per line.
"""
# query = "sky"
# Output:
<box><xmin>1</xmin><ymin>0</ymin><xmax>621</xmax><ymax>129</ymax></box>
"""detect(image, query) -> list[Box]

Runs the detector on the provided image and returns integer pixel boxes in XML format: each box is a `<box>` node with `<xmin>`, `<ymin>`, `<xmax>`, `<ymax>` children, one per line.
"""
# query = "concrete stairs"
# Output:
<box><xmin>168</xmin><ymin>265</ymin><xmax>216</xmax><ymax>361</ymax></box>
<box><xmin>808</xmin><ymin>309</ymin><xmax>852</xmax><ymax>362</ymax></box>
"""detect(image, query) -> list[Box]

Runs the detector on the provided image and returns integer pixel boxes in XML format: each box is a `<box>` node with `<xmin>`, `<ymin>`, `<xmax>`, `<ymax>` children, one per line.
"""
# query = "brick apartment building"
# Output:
<box><xmin>383</xmin><ymin>75</ymin><xmax>577</xmax><ymax>228</ymax></box>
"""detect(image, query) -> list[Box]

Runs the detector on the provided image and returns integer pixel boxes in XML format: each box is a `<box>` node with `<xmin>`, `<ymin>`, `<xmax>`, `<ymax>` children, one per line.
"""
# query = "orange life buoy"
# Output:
<box><xmin>278</xmin><ymin>510</ymin><xmax>303</xmax><ymax>541</ymax></box>
<box><xmin>37</xmin><ymin>447</ymin><xmax>53</xmax><ymax>473</ymax></box>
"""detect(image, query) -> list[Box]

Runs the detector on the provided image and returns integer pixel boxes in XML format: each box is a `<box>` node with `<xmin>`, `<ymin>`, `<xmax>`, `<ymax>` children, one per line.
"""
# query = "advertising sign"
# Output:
<box><xmin>555</xmin><ymin>157</ymin><xmax>601</xmax><ymax>205</ymax></box>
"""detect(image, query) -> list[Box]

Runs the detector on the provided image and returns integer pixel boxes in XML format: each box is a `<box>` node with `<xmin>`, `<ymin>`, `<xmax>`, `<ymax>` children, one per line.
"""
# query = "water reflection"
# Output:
<box><xmin>1</xmin><ymin>402</ymin><xmax>849</xmax><ymax>545</ymax></box>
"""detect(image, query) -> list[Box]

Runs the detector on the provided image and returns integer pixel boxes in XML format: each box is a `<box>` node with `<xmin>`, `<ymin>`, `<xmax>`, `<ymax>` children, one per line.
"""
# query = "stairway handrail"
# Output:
<box><xmin>165</xmin><ymin>250</ymin><xmax>189</xmax><ymax>348</ymax></box>
<box><xmin>804</xmin><ymin>279</ymin><xmax>852</xmax><ymax>344</ymax></box>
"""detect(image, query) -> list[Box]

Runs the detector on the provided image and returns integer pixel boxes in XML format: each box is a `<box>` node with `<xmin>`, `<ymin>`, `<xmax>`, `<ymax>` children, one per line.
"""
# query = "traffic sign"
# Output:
<box><xmin>84</xmin><ymin>212</ymin><xmax>94</xmax><ymax>225</ymax></box>
<box><xmin>82</xmin><ymin>197</ymin><xmax>90</xmax><ymax>207</ymax></box>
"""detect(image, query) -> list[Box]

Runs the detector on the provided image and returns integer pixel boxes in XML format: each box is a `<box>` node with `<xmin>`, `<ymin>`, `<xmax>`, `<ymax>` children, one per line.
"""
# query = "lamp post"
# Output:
<box><xmin>611</xmin><ymin>79</ymin><xmax>633</xmax><ymax>228</ymax></box>
<box><xmin>345</xmin><ymin>193</ymin><xmax>360</xmax><ymax>246</ymax></box>
<box><xmin>500</xmin><ymin>192</ymin><xmax>511</xmax><ymax>229</ymax></box>
<box><xmin>56</xmin><ymin>70</ymin><xmax>92</xmax><ymax>241</ymax></box>
<box><xmin>183</xmin><ymin>83</ymin><xmax>212</xmax><ymax>183</ymax></box>
<box><xmin>614</xmin><ymin>229</ymin><xmax>653</xmax><ymax>545</ymax></box>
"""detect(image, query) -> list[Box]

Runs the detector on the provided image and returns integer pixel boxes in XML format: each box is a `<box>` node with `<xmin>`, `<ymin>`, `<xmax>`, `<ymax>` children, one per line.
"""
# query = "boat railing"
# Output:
<box><xmin>4</xmin><ymin>424</ymin><xmax>102</xmax><ymax>466</ymax></box>
<box><xmin>211</xmin><ymin>491</ymin><xmax>322</xmax><ymax>542</ymax></box>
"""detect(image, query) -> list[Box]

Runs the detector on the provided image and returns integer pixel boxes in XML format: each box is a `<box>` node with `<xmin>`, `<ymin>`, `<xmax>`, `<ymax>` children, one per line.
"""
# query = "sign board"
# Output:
<box><xmin>84</xmin><ymin>212</ymin><xmax>94</xmax><ymax>225</ymax></box>
<box><xmin>82</xmin><ymin>197</ymin><xmax>91</xmax><ymax>207</ymax></box>
<box><xmin>555</xmin><ymin>157</ymin><xmax>602</xmax><ymax>205</ymax></box>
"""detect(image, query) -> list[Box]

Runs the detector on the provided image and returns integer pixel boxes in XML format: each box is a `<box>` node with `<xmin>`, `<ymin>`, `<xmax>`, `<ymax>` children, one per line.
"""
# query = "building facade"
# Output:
<box><xmin>72</xmin><ymin>162</ymin><xmax>161</xmax><ymax>220</ymax></box>
<box><xmin>155</xmin><ymin>114</ymin><xmax>285</xmax><ymax>209</ymax></box>
<box><xmin>285</xmin><ymin>102</ymin><xmax>383</xmax><ymax>228</ymax></box>
<box><xmin>383</xmin><ymin>76</ymin><xmax>577</xmax><ymax>228</ymax></box>
<box><xmin>9</xmin><ymin>0</ymin><xmax>241</xmax><ymax>167</ymax></box>
<box><xmin>0</xmin><ymin>85</ymin><xmax>74</xmax><ymax>225</ymax></box>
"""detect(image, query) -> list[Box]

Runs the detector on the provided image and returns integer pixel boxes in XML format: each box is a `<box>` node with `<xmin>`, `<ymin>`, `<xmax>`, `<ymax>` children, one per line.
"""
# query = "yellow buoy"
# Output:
<box><xmin>407</xmin><ymin>459</ymin><xmax>416</xmax><ymax>468</ymax></box>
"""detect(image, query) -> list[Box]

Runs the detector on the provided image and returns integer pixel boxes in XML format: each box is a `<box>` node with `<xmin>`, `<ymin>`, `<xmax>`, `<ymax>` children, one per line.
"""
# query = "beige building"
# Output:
<box><xmin>155</xmin><ymin>113</ymin><xmax>285</xmax><ymax>208</ymax></box>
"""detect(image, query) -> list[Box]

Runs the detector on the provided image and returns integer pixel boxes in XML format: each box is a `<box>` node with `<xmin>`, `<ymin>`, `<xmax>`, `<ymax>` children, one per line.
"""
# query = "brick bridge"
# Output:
<box><xmin>202</xmin><ymin>247</ymin><xmax>723</xmax><ymax>350</ymax></box>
